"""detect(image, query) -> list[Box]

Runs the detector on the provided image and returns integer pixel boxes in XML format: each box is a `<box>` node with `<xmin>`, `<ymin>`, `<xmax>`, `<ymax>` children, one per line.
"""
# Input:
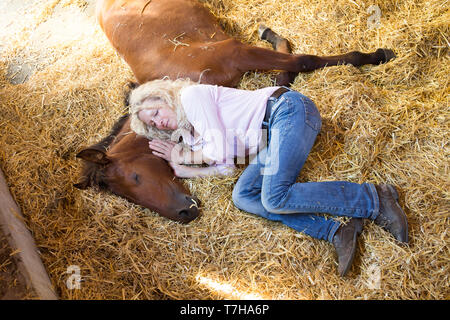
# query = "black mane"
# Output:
<box><xmin>92</xmin><ymin>113</ymin><xmax>130</xmax><ymax>151</ymax></box>
<box><xmin>92</xmin><ymin>81</ymin><xmax>137</xmax><ymax>151</ymax></box>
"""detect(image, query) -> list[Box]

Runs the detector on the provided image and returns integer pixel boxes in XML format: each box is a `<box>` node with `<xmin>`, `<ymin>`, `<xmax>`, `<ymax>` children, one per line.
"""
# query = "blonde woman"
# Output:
<box><xmin>129</xmin><ymin>78</ymin><xmax>408</xmax><ymax>277</ymax></box>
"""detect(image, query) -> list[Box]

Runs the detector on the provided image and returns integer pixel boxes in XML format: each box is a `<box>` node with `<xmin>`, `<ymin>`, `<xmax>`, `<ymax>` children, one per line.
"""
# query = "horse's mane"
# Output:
<box><xmin>93</xmin><ymin>113</ymin><xmax>130</xmax><ymax>151</ymax></box>
<box><xmin>89</xmin><ymin>81</ymin><xmax>138</xmax><ymax>152</ymax></box>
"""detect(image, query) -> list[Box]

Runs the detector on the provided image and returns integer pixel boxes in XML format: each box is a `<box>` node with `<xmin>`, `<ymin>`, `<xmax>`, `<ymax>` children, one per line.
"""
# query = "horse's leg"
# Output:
<box><xmin>295</xmin><ymin>49</ymin><xmax>396</xmax><ymax>71</ymax></box>
<box><xmin>258</xmin><ymin>24</ymin><xmax>296</xmax><ymax>86</ymax></box>
<box><xmin>234</xmin><ymin>41</ymin><xmax>396</xmax><ymax>75</ymax></box>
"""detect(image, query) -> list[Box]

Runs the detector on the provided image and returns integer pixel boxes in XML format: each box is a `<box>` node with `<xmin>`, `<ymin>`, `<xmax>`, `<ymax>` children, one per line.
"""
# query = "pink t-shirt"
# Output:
<box><xmin>180</xmin><ymin>84</ymin><xmax>279</xmax><ymax>172</ymax></box>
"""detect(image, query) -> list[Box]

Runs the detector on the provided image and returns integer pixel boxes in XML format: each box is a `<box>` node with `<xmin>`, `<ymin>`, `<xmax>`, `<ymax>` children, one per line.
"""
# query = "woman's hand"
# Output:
<box><xmin>149</xmin><ymin>139</ymin><xmax>183</xmax><ymax>163</ymax></box>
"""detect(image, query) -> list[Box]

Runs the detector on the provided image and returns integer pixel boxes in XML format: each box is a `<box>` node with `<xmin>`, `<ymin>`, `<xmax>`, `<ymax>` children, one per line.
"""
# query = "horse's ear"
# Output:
<box><xmin>76</xmin><ymin>148</ymin><xmax>110</xmax><ymax>165</ymax></box>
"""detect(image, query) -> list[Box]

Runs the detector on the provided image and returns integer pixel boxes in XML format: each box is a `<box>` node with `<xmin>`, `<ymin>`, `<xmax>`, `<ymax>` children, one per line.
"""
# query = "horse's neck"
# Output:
<box><xmin>108</xmin><ymin>119</ymin><xmax>149</xmax><ymax>155</ymax></box>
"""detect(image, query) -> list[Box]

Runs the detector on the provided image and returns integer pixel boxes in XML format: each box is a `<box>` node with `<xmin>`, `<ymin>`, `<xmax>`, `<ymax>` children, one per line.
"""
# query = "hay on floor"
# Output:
<box><xmin>0</xmin><ymin>0</ymin><xmax>448</xmax><ymax>299</ymax></box>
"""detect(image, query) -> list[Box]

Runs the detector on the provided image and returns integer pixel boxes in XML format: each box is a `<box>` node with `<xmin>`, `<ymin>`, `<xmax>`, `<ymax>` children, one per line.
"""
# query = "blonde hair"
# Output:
<box><xmin>129</xmin><ymin>78</ymin><xmax>196</xmax><ymax>142</ymax></box>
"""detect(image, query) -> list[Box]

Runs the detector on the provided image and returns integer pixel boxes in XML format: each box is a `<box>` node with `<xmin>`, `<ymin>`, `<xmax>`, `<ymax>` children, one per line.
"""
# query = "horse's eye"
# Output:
<box><xmin>132</xmin><ymin>173</ymin><xmax>140</xmax><ymax>184</ymax></box>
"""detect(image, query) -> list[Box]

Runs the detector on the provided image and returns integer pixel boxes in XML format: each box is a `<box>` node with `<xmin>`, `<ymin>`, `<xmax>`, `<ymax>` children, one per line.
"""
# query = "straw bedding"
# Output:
<box><xmin>0</xmin><ymin>0</ymin><xmax>448</xmax><ymax>299</ymax></box>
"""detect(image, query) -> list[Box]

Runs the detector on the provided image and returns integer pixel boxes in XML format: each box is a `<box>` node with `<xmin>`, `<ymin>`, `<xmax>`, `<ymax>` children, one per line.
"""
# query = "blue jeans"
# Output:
<box><xmin>232</xmin><ymin>91</ymin><xmax>380</xmax><ymax>242</ymax></box>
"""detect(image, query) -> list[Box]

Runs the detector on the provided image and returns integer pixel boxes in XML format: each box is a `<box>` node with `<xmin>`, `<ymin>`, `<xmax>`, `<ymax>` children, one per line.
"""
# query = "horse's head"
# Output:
<box><xmin>74</xmin><ymin>115</ymin><xmax>199</xmax><ymax>223</ymax></box>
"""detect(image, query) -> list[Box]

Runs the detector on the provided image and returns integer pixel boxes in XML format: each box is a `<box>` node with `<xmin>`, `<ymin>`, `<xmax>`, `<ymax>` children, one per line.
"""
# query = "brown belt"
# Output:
<box><xmin>262</xmin><ymin>87</ymin><xmax>291</xmax><ymax>130</ymax></box>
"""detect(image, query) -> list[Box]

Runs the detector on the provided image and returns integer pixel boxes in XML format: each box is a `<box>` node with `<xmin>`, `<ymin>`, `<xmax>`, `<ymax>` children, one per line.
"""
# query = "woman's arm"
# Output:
<box><xmin>149</xmin><ymin>139</ymin><xmax>213</xmax><ymax>165</ymax></box>
<box><xmin>170</xmin><ymin>163</ymin><xmax>235</xmax><ymax>178</ymax></box>
<box><xmin>149</xmin><ymin>139</ymin><xmax>234</xmax><ymax>177</ymax></box>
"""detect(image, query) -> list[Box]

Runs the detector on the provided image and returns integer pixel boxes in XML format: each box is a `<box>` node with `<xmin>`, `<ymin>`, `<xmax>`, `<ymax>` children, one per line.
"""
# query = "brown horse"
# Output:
<box><xmin>75</xmin><ymin>0</ymin><xmax>396</xmax><ymax>223</ymax></box>
<box><xmin>96</xmin><ymin>0</ymin><xmax>396</xmax><ymax>87</ymax></box>
<box><xmin>75</xmin><ymin>112</ymin><xmax>200</xmax><ymax>223</ymax></box>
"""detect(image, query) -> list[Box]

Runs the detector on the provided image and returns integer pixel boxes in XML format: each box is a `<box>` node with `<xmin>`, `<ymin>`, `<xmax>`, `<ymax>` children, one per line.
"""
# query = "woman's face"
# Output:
<box><xmin>138</xmin><ymin>104</ymin><xmax>178</xmax><ymax>131</ymax></box>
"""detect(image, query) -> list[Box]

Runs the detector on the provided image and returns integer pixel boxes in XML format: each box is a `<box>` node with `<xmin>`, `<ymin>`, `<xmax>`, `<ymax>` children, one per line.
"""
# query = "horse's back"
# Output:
<box><xmin>96</xmin><ymin>0</ymin><xmax>233</xmax><ymax>83</ymax></box>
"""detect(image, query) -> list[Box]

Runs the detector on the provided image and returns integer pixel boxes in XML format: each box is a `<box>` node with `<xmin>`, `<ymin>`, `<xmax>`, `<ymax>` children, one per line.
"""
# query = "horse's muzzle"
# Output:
<box><xmin>177</xmin><ymin>196</ymin><xmax>201</xmax><ymax>223</ymax></box>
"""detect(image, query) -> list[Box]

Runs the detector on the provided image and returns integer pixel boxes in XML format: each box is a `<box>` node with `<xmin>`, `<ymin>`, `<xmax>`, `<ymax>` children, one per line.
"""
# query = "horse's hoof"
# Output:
<box><xmin>379</xmin><ymin>48</ymin><xmax>397</xmax><ymax>63</ymax></box>
<box><xmin>258</xmin><ymin>24</ymin><xmax>269</xmax><ymax>40</ymax></box>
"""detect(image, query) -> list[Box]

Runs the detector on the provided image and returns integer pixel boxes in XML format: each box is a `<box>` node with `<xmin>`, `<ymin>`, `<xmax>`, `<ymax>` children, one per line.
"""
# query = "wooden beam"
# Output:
<box><xmin>0</xmin><ymin>168</ymin><xmax>58</xmax><ymax>300</ymax></box>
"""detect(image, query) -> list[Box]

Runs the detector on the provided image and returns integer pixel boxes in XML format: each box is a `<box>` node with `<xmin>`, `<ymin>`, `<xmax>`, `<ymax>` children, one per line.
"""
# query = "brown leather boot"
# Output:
<box><xmin>332</xmin><ymin>218</ymin><xmax>364</xmax><ymax>277</ymax></box>
<box><xmin>374</xmin><ymin>184</ymin><xmax>409</xmax><ymax>243</ymax></box>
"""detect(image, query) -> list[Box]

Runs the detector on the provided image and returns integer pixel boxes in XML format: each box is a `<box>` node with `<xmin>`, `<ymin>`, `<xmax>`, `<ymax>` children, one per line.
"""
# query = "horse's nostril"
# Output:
<box><xmin>177</xmin><ymin>206</ymin><xmax>199</xmax><ymax>223</ymax></box>
<box><xmin>179</xmin><ymin>210</ymin><xmax>190</xmax><ymax>217</ymax></box>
